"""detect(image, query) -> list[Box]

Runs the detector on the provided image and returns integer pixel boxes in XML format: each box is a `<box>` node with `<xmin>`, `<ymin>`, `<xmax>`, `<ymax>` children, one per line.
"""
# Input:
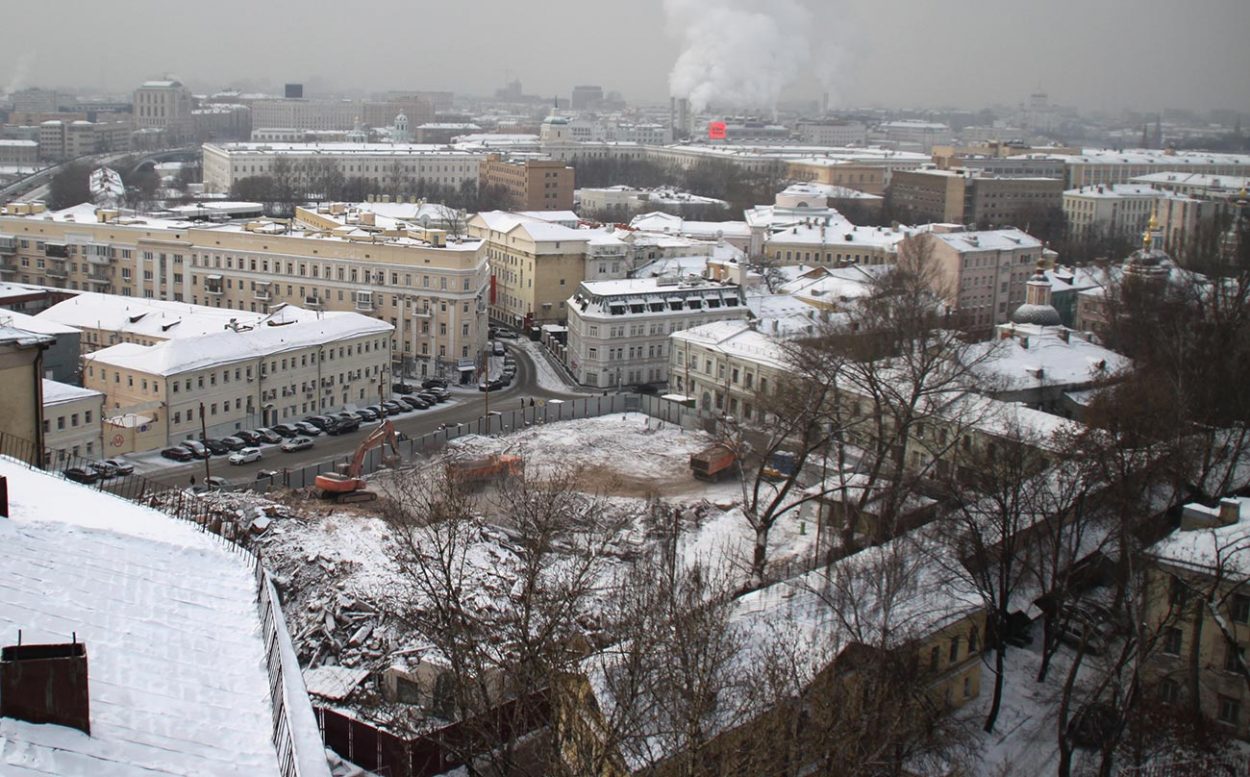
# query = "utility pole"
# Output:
<box><xmin>199</xmin><ymin>402</ymin><xmax>210</xmax><ymax>484</ymax></box>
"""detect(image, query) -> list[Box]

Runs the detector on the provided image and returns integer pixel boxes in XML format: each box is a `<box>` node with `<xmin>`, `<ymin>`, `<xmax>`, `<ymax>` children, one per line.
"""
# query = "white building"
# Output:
<box><xmin>565</xmin><ymin>277</ymin><xmax>748</xmax><ymax>387</ymax></box>
<box><xmin>202</xmin><ymin>142</ymin><xmax>481</xmax><ymax>194</ymax></box>
<box><xmin>577</xmin><ymin>186</ymin><xmax>728</xmax><ymax>217</ymax></box>
<box><xmin>669</xmin><ymin>320</ymin><xmax>790</xmax><ymax>419</ymax></box>
<box><xmin>1062</xmin><ymin>184</ymin><xmax>1160</xmax><ymax>240</ymax></box>
<box><xmin>133</xmin><ymin>79</ymin><xmax>193</xmax><ymax>142</ymax></box>
<box><xmin>42</xmin><ymin>379</ymin><xmax>104</xmax><ymax>465</ymax></box>
<box><xmin>870</xmin><ymin>120</ymin><xmax>954</xmax><ymax>152</ymax></box>
<box><xmin>795</xmin><ymin>120</ymin><xmax>869</xmax><ymax>147</ymax></box>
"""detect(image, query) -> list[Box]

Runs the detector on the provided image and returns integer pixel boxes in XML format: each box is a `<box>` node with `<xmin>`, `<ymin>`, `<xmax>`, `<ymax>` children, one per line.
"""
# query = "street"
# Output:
<box><xmin>139</xmin><ymin>340</ymin><xmax>591</xmax><ymax>489</ymax></box>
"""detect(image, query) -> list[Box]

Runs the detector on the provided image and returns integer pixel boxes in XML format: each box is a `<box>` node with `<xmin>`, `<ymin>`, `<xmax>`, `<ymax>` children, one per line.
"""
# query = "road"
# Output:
<box><xmin>139</xmin><ymin>340</ymin><xmax>591</xmax><ymax>489</ymax></box>
<box><xmin>1</xmin><ymin>148</ymin><xmax>199</xmax><ymax>203</ymax></box>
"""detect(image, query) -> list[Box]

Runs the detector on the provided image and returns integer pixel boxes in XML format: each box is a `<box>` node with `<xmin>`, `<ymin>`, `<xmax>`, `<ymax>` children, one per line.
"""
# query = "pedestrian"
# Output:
<box><xmin>529</xmin><ymin>397</ymin><xmax>535</xmax><ymax>407</ymax></box>
<box><xmin>189</xmin><ymin>474</ymin><xmax>196</xmax><ymax>487</ymax></box>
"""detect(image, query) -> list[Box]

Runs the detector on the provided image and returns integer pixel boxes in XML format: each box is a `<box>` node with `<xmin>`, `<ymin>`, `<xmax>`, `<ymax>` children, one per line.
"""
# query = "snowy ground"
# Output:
<box><xmin>513</xmin><ymin>337</ymin><xmax>590</xmax><ymax>394</ymax></box>
<box><xmin>198</xmin><ymin>414</ymin><xmax>818</xmax><ymax>699</ymax></box>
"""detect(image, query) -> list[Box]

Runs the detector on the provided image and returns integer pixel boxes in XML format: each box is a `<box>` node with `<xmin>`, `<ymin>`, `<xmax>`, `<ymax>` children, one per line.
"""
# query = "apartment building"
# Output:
<box><xmin>1057</xmin><ymin>148</ymin><xmax>1250</xmax><ymax>189</ymax></box>
<box><xmin>0</xmin><ymin>139</ymin><xmax>39</xmax><ymax>168</ymax></box>
<box><xmin>1145</xmin><ymin>497</ymin><xmax>1250</xmax><ymax>738</ymax></box>
<box><xmin>250</xmin><ymin>96</ymin><xmax>434</xmax><ymax>132</ymax></box>
<box><xmin>468</xmin><ymin>211</ymin><xmax>590</xmax><ymax>330</ymax></box>
<box><xmin>479</xmin><ymin>154</ymin><xmax>575</xmax><ymax>211</ymax></box>
<box><xmin>0</xmin><ymin>201</ymin><xmax>491</xmax><ymax>381</ymax></box>
<box><xmin>924</xmin><ymin>228</ymin><xmax>1045</xmax><ymax>329</ymax></box>
<box><xmin>795</xmin><ymin>120</ymin><xmax>869</xmax><ymax>147</ymax></box>
<box><xmin>201</xmin><ymin>142</ymin><xmax>481</xmax><ymax>195</ymax></box>
<box><xmin>133</xmin><ymin>80</ymin><xmax>193</xmax><ymax>142</ymax></box>
<box><xmin>888</xmin><ymin>168</ymin><xmax>1064</xmax><ymax>227</ymax></box>
<box><xmin>83</xmin><ymin>311</ymin><xmax>392</xmax><ymax>448</ymax></box>
<box><xmin>565</xmin><ymin>277</ymin><xmax>748</xmax><ymax>388</ymax></box>
<box><xmin>1062</xmin><ymin>184</ymin><xmax>1159</xmax><ymax>240</ymax></box>
<box><xmin>42</xmin><ymin>379</ymin><xmax>103</xmax><ymax>465</ymax></box>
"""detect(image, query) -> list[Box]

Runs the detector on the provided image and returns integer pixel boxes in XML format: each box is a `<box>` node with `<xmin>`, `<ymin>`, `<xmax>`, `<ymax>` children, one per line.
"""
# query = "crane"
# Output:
<box><xmin>314</xmin><ymin>419</ymin><xmax>401</xmax><ymax>503</ymax></box>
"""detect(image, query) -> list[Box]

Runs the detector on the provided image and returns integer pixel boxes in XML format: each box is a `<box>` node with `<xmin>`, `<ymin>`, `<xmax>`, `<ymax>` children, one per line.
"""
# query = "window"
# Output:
<box><xmin>1158</xmin><ymin>678</ymin><xmax>1180</xmax><ymax>704</ymax></box>
<box><xmin>1233</xmin><ymin>594</ymin><xmax>1250</xmax><ymax>624</ymax></box>
<box><xmin>929</xmin><ymin>646</ymin><xmax>940</xmax><ymax>672</ymax></box>
<box><xmin>949</xmin><ymin>637</ymin><xmax>960</xmax><ymax>662</ymax></box>
<box><xmin>1226</xmin><ymin>639</ymin><xmax>1244</xmax><ymax>673</ymax></box>
<box><xmin>1162</xmin><ymin>627</ymin><xmax>1183</xmax><ymax>656</ymax></box>
<box><xmin>1219</xmin><ymin>695</ymin><xmax>1241</xmax><ymax>726</ymax></box>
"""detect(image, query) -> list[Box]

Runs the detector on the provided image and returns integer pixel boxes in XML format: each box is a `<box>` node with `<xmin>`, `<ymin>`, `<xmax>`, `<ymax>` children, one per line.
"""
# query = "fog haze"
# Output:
<box><xmin>5</xmin><ymin>0</ymin><xmax>1248</xmax><ymax>112</ymax></box>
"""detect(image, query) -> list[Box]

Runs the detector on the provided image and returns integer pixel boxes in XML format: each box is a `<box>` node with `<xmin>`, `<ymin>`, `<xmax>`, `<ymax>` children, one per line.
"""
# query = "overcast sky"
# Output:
<box><xmin>5</xmin><ymin>0</ymin><xmax>1248</xmax><ymax>114</ymax></box>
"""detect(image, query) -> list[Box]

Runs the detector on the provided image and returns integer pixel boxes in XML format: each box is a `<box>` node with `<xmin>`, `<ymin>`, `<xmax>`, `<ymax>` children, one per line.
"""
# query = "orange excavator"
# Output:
<box><xmin>314</xmin><ymin>419</ymin><xmax>401</xmax><ymax>503</ymax></box>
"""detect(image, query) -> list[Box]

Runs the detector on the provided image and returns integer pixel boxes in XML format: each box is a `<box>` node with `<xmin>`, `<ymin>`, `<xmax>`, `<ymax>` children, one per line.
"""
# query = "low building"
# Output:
<box><xmin>0</xmin><ymin>326</ymin><xmax>52</xmax><ymax>464</ymax></box>
<box><xmin>0</xmin><ymin>459</ymin><xmax>329</xmax><ymax>775</ymax></box>
<box><xmin>0</xmin><ymin>139</ymin><xmax>39</xmax><ymax>168</ymax></box>
<box><xmin>479</xmin><ymin>154</ymin><xmax>575</xmax><ymax>211</ymax></box>
<box><xmin>669</xmin><ymin>320</ymin><xmax>790</xmax><ymax>420</ymax></box>
<box><xmin>565</xmin><ymin>277</ymin><xmax>748</xmax><ymax>388</ymax></box>
<box><xmin>42</xmin><ymin>379</ymin><xmax>103</xmax><ymax>465</ymax></box>
<box><xmin>82</xmin><ymin>311</ymin><xmax>392</xmax><ymax>449</ymax></box>
<box><xmin>1145</xmin><ymin>496</ymin><xmax>1250</xmax><ymax>738</ymax></box>
<box><xmin>576</xmin><ymin>186</ymin><xmax>728</xmax><ymax>219</ymax></box>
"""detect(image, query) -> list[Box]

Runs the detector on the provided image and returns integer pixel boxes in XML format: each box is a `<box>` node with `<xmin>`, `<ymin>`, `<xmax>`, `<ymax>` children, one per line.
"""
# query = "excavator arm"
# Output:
<box><xmin>346</xmin><ymin>419</ymin><xmax>401</xmax><ymax>478</ymax></box>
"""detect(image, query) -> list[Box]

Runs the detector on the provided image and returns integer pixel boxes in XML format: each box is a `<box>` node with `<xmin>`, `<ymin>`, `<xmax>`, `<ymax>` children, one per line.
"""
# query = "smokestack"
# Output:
<box><xmin>1</xmin><ymin>637</ymin><xmax>90</xmax><ymax>734</ymax></box>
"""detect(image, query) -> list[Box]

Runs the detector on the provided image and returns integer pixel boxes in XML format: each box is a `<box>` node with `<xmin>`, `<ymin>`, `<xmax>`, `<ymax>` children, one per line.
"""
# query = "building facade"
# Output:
<box><xmin>566</xmin><ymin>277</ymin><xmax>748</xmax><ymax>387</ymax></box>
<box><xmin>0</xmin><ymin>202</ymin><xmax>491</xmax><ymax>381</ymax></box>
<box><xmin>469</xmin><ymin>211</ymin><xmax>590</xmax><ymax>330</ymax></box>
<box><xmin>889</xmin><ymin>168</ymin><xmax>1064</xmax><ymax>228</ymax></box>
<box><xmin>479</xmin><ymin>154</ymin><xmax>575</xmax><ymax>211</ymax></box>
<box><xmin>133</xmin><ymin>80</ymin><xmax>193</xmax><ymax>142</ymax></box>
<box><xmin>926</xmin><ymin>229</ymin><xmax>1046</xmax><ymax>329</ymax></box>
<box><xmin>41</xmin><ymin>379</ymin><xmax>103</xmax><ymax>465</ymax></box>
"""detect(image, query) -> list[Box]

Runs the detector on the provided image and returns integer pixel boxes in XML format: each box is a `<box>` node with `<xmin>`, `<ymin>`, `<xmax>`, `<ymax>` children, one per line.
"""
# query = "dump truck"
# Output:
<box><xmin>447</xmin><ymin>453</ymin><xmax>524</xmax><ymax>487</ymax></box>
<box><xmin>690</xmin><ymin>444</ymin><xmax>736</xmax><ymax>482</ymax></box>
<box><xmin>761</xmin><ymin>451</ymin><xmax>798</xmax><ymax>481</ymax></box>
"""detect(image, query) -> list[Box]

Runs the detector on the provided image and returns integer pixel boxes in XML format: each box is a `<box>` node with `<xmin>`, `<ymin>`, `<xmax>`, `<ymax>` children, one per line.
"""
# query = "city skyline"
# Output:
<box><xmin>0</xmin><ymin>0</ymin><xmax>1247</xmax><ymax>113</ymax></box>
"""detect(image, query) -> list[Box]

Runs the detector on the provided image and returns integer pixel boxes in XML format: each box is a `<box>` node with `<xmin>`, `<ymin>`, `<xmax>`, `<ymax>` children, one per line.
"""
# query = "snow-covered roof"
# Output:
<box><xmin>1149</xmin><ymin>497</ymin><xmax>1250</xmax><ymax>576</ymax></box>
<box><xmin>628</xmin><ymin>212</ymin><xmax>751</xmax><ymax>239</ymax></box>
<box><xmin>0</xmin><ymin>309</ymin><xmax>78</xmax><ymax>336</ymax></box>
<box><xmin>207</xmin><ymin>142</ymin><xmax>477</xmax><ymax>158</ymax></box>
<box><xmin>0</xmin><ymin>459</ymin><xmax>284</xmax><ymax>775</ymax></box>
<box><xmin>632</xmin><ymin>254</ymin><xmax>710</xmax><ymax>279</ymax></box>
<box><xmin>42</xmin><ymin>379</ymin><xmax>101</xmax><ymax>406</ymax></box>
<box><xmin>84</xmin><ymin>313</ymin><xmax>392</xmax><ymax>376</ymax></box>
<box><xmin>1063</xmin><ymin>184</ymin><xmax>1161</xmax><ymax>198</ymax></box>
<box><xmin>930</xmin><ymin>228</ymin><xmax>1043</xmax><ymax>253</ymax></box>
<box><xmin>0</xmin><ymin>325</ymin><xmax>53</xmax><ymax>349</ymax></box>
<box><xmin>968</xmin><ymin>327</ymin><xmax>1130</xmax><ymax>392</ymax></box>
<box><xmin>38</xmin><ymin>293</ymin><xmax>323</xmax><ymax>341</ymax></box>
<box><xmin>671</xmin><ymin>321</ymin><xmax>790</xmax><ymax>369</ymax></box>
<box><xmin>515</xmin><ymin>210</ymin><xmax>580</xmax><ymax>226</ymax></box>
<box><xmin>1057</xmin><ymin>148</ymin><xmax>1250</xmax><ymax>167</ymax></box>
<box><xmin>1130</xmin><ymin>171</ymin><xmax>1250</xmax><ymax>192</ymax></box>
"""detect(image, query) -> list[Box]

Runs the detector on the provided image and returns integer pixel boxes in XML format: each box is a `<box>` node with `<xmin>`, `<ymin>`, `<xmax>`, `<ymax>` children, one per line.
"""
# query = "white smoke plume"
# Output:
<box><xmin>664</xmin><ymin>0</ymin><xmax>815</xmax><ymax>113</ymax></box>
<box><xmin>3</xmin><ymin>52</ymin><xmax>35</xmax><ymax>98</ymax></box>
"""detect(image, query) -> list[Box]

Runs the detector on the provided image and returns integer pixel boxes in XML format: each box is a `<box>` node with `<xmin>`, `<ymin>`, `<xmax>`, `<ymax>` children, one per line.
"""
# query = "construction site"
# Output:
<box><xmin>187</xmin><ymin>411</ymin><xmax>817</xmax><ymax>775</ymax></box>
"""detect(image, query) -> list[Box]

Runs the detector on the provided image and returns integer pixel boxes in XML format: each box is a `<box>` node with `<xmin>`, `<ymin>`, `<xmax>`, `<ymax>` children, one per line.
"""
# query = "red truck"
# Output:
<box><xmin>690</xmin><ymin>445</ymin><xmax>736</xmax><ymax>482</ymax></box>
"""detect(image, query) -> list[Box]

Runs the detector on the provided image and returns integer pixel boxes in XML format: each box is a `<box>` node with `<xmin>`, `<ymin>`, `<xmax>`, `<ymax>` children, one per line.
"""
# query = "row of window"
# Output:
<box><xmin>43</xmin><ymin>409</ymin><xmax>94</xmax><ymax>433</ymax></box>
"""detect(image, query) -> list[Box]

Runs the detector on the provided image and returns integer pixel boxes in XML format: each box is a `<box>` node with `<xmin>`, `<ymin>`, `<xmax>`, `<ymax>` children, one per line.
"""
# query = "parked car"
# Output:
<box><xmin>492</xmin><ymin>342</ymin><xmax>507</xmax><ymax>356</ymax></box>
<box><xmin>392</xmin><ymin>382</ymin><xmax>415</xmax><ymax>394</ymax></box>
<box><xmin>230</xmin><ymin>430</ymin><xmax>258</xmax><ymax>445</ymax></box>
<box><xmin>202</xmin><ymin>439</ymin><xmax>232</xmax><ymax>456</ymax></box>
<box><xmin>254</xmin><ymin>428</ymin><xmax>283</xmax><ymax>445</ymax></box>
<box><xmin>327</xmin><ymin>417</ymin><xmax>361</xmax><ymax>435</ymax></box>
<box><xmin>218</xmin><ymin>436</ymin><xmax>246</xmax><ymax>451</ymax></box>
<box><xmin>428</xmin><ymin>387</ymin><xmax>452</xmax><ymax>402</ymax></box>
<box><xmin>304</xmin><ymin>415</ymin><xmax>336</xmax><ymax>431</ymax></box>
<box><xmin>102</xmin><ymin>458</ymin><xmax>134</xmax><ymax>476</ymax></box>
<box><xmin>161</xmin><ymin>446</ymin><xmax>195</xmax><ymax>462</ymax></box>
<box><xmin>228</xmin><ymin>447</ymin><xmax>263</xmax><ymax>465</ymax></box>
<box><xmin>87</xmin><ymin>460</ymin><xmax>119</xmax><ymax>479</ymax></box>
<box><xmin>494</xmin><ymin>329</ymin><xmax>519</xmax><ymax>340</ymax></box>
<box><xmin>356</xmin><ymin>407</ymin><xmax>380</xmax><ymax>422</ymax></box>
<box><xmin>293</xmin><ymin>421</ymin><xmax>322</xmax><ymax>437</ymax></box>
<box><xmin>255</xmin><ymin>469</ymin><xmax>279</xmax><ymax>483</ymax></box>
<box><xmin>416</xmin><ymin>391</ymin><xmax>439</xmax><ymax>404</ymax></box>
<box><xmin>400</xmin><ymin>395</ymin><xmax>429</xmax><ymax>410</ymax></box>
<box><xmin>365</xmin><ymin>405</ymin><xmax>387</xmax><ymax>420</ymax></box>
<box><xmin>64</xmin><ymin>466</ymin><xmax>101</xmax><ymax>484</ymax></box>
<box><xmin>281</xmin><ymin>436</ymin><xmax>315</xmax><ymax>453</ymax></box>
<box><xmin>479</xmin><ymin>378</ymin><xmax>506</xmax><ymax>392</ymax></box>
<box><xmin>180</xmin><ymin>440</ymin><xmax>211</xmax><ymax>459</ymax></box>
<box><xmin>199</xmin><ymin>475</ymin><xmax>230</xmax><ymax>491</ymax></box>
<box><xmin>382</xmin><ymin>400</ymin><xmax>406</xmax><ymax>416</ymax></box>
<box><xmin>422</xmin><ymin>377</ymin><xmax>449</xmax><ymax>389</ymax></box>
<box><xmin>270</xmin><ymin>424</ymin><xmax>300</xmax><ymax>438</ymax></box>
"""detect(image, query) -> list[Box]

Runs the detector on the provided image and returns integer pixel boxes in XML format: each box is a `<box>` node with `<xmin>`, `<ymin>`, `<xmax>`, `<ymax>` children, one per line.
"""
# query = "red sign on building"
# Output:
<box><xmin>708</xmin><ymin>121</ymin><xmax>727</xmax><ymax>140</ymax></box>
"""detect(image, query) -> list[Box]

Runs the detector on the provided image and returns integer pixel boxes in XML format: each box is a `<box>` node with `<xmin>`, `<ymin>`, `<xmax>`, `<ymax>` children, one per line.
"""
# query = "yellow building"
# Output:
<box><xmin>468</xmin><ymin>211</ymin><xmax>590</xmax><ymax>329</ymax></box>
<box><xmin>0</xmin><ymin>325</ymin><xmax>52</xmax><ymax>464</ymax></box>
<box><xmin>1145</xmin><ymin>497</ymin><xmax>1250</xmax><ymax>737</ymax></box>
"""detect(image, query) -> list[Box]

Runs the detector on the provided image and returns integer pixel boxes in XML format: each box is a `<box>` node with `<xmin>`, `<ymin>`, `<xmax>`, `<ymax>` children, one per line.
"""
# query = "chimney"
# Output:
<box><xmin>1057</xmin><ymin>328</ymin><xmax>1070</xmax><ymax>343</ymax></box>
<box><xmin>1</xmin><ymin>638</ymin><xmax>90</xmax><ymax>734</ymax></box>
<box><xmin>1219</xmin><ymin>498</ymin><xmax>1242</xmax><ymax>527</ymax></box>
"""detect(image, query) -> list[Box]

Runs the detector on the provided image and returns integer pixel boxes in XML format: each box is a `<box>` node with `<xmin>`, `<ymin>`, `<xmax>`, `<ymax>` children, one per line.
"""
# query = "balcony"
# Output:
<box><xmin>44</xmin><ymin>266</ymin><xmax>68</xmax><ymax>280</ymax></box>
<box><xmin>354</xmin><ymin>294</ymin><xmax>374</xmax><ymax>312</ymax></box>
<box><xmin>86</xmin><ymin>273</ymin><xmax>111</xmax><ymax>288</ymax></box>
<box><xmin>205</xmin><ymin>274</ymin><xmax>224</xmax><ymax>296</ymax></box>
<box><xmin>254</xmin><ymin>286</ymin><xmax>271</xmax><ymax>302</ymax></box>
<box><xmin>304</xmin><ymin>296</ymin><xmax>323</xmax><ymax>310</ymax></box>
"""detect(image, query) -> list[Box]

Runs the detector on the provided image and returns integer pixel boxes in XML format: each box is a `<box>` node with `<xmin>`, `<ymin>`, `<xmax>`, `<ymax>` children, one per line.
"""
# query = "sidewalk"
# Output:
<box><xmin>515</xmin><ymin>338</ymin><xmax>589</xmax><ymax>394</ymax></box>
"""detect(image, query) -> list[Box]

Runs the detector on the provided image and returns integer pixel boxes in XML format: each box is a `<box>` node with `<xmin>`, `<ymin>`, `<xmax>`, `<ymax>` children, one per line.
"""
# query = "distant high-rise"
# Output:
<box><xmin>133</xmin><ymin>79</ymin><xmax>193</xmax><ymax>143</ymax></box>
<box><xmin>284</xmin><ymin>83</ymin><xmax>303</xmax><ymax>99</ymax></box>
<box><xmin>570</xmin><ymin>85</ymin><xmax>604</xmax><ymax>111</ymax></box>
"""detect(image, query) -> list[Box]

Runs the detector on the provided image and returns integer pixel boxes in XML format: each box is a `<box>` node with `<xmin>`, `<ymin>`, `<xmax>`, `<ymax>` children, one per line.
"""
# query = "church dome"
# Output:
<box><xmin>1010</xmin><ymin>302</ymin><xmax>1062</xmax><ymax>327</ymax></box>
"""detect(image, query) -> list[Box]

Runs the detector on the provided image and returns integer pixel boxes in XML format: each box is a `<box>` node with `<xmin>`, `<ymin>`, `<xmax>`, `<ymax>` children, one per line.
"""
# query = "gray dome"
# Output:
<box><xmin>1011</xmin><ymin>303</ymin><xmax>1062</xmax><ymax>327</ymax></box>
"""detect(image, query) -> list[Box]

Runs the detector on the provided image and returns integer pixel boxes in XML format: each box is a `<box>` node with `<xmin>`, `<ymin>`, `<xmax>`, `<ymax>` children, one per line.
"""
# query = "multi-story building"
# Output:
<box><xmin>0</xmin><ymin>325</ymin><xmax>52</xmax><ymax>464</ymax></box>
<box><xmin>0</xmin><ymin>201</ymin><xmax>491</xmax><ymax>382</ymax></box>
<box><xmin>191</xmin><ymin>104</ymin><xmax>252</xmax><ymax>141</ymax></box>
<box><xmin>795</xmin><ymin>120</ymin><xmax>868</xmax><ymax>147</ymax></box>
<box><xmin>41</xmin><ymin>379</ymin><xmax>103</xmax><ymax>465</ymax></box>
<box><xmin>201</xmin><ymin>142</ymin><xmax>481</xmax><ymax>195</ymax></box>
<box><xmin>0</xmin><ymin>139</ymin><xmax>39</xmax><ymax>168</ymax></box>
<box><xmin>926</xmin><ymin>228</ymin><xmax>1046</xmax><ymax>329</ymax></box>
<box><xmin>249</xmin><ymin>96</ymin><xmax>434</xmax><ymax>132</ymax></box>
<box><xmin>669</xmin><ymin>320</ymin><xmax>789</xmax><ymax>420</ymax></box>
<box><xmin>0</xmin><ymin>309</ymin><xmax>81</xmax><ymax>383</ymax></box>
<box><xmin>870</xmin><ymin>120</ymin><xmax>954</xmax><ymax>152</ymax></box>
<box><xmin>565</xmin><ymin>276</ymin><xmax>748</xmax><ymax>388</ymax></box>
<box><xmin>468</xmin><ymin>211</ymin><xmax>590</xmax><ymax>330</ymax></box>
<box><xmin>888</xmin><ymin>168</ymin><xmax>1064</xmax><ymax>228</ymax></box>
<box><xmin>570</xmin><ymin>85</ymin><xmax>604</xmax><ymax>111</ymax></box>
<box><xmin>1062</xmin><ymin>184</ymin><xmax>1159</xmax><ymax>241</ymax></box>
<box><xmin>479</xmin><ymin>154</ymin><xmax>575</xmax><ymax>211</ymax></box>
<box><xmin>1130</xmin><ymin>172</ymin><xmax>1250</xmax><ymax>200</ymax></box>
<box><xmin>83</xmin><ymin>310</ymin><xmax>392</xmax><ymax>447</ymax></box>
<box><xmin>133</xmin><ymin>80</ymin><xmax>193</xmax><ymax>143</ymax></box>
<box><xmin>1145</xmin><ymin>497</ymin><xmax>1250</xmax><ymax>738</ymax></box>
<box><xmin>37</xmin><ymin>119</ymin><xmax>132</xmax><ymax>161</ymax></box>
<box><xmin>1054</xmin><ymin>148</ymin><xmax>1250</xmax><ymax>189</ymax></box>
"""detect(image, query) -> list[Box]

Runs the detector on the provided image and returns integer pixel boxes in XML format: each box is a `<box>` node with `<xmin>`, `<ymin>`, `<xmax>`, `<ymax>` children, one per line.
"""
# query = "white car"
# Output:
<box><xmin>228</xmin><ymin>446</ymin><xmax>262</xmax><ymax>465</ymax></box>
